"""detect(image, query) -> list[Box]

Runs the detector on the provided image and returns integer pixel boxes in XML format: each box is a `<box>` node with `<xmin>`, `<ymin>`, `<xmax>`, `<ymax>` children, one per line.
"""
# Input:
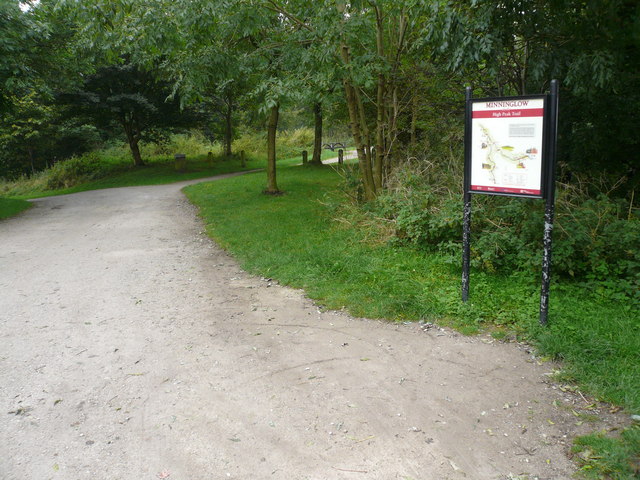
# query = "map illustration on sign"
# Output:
<box><xmin>470</xmin><ymin>98</ymin><xmax>545</xmax><ymax>196</ymax></box>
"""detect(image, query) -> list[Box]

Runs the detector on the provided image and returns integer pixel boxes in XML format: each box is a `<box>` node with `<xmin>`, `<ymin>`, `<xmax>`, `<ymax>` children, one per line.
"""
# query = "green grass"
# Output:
<box><xmin>3</xmin><ymin>154</ymin><xmax>263</xmax><ymax>200</ymax></box>
<box><xmin>184</xmin><ymin>163</ymin><xmax>639</xmax><ymax>479</ymax></box>
<box><xmin>0</xmin><ymin>197</ymin><xmax>32</xmax><ymax>220</ymax></box>
<box><xmin>572</xmin><ymin>426</ymin><xmax>640</xmax><ymax>479</ymax></box>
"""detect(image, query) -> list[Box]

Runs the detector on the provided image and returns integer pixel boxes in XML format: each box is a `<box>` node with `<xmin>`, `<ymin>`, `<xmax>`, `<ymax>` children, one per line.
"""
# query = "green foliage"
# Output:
<box><xmin>43</xmin><ymin>152</ymin><xmax>116</xmax><ymax>190</ymax></box>
<box><xmin>232</xmin><ymin>127</ymin><xmax>317</xmax><ymax>160</ymax></box>
<box><xmin>143</xmin><ymin>132</ymin><xmax>218</xmax><ymax>158</ymax></box>
<box><xmin>425</xmin><ymin>0</ymin><xmax>640</xmax><ymax>185</ymax></box>
<box><xmin>1</xmin><ymin>1</ymin><xmax>87</xmax><ymax>109</ymax></box>
<box><xmin>572</xmin><ymin>426</ymin><xmax>640</xmax><ymax>480</ymax></box>
<box><xmin>364</xmin><ymin>153</ymin><xmax>639</xmax><ymax>304</ymax></box>
<box><xmin>59</xmin><ymin>63</ymin><xmax>203</xmax><ymax>165</ymax></box>
<box><xmin>0</xmin><ymin>92</ymin><xmax>101</xmax><ymax>178</ymax></box>
<box><xmin>0</xmin><ymin>1</ymin><xmax>46</xmax><ymax>109</ymax></box>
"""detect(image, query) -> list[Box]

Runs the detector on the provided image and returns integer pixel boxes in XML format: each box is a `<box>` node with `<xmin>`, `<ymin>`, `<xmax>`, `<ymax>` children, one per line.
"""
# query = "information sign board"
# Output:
<box><xmin>463</xmin><ymin>82</ymin><xmax>560</xmax><ymax>325</ymax></box>
<box><xmin>468</xmin><ymin>96</ymin><xmax>547</xmax><ymax>198</ymax></box>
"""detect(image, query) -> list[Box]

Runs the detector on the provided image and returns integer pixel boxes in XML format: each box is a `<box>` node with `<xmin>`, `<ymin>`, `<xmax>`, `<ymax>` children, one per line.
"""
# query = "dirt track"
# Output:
<box><xmin>0</xmin><ymin>173</ymin><xmax>624</xmax><ymax>479</ymax></box>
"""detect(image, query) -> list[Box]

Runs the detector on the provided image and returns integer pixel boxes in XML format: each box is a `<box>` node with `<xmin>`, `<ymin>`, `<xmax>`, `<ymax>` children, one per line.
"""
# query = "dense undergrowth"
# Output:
<box><xmin>338</xmin><ymin>152</ymin><xmax>639</xmax><ymax>308</ymax></box>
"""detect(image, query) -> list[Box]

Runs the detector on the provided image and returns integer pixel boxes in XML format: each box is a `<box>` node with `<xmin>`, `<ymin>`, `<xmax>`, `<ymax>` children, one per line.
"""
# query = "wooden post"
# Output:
<box><xmin>174</xmin><ymin>153</ymin><xmax>186</xmax><ymax>172</ymax></box>
<box><xmin>240</xmin><ymin>150</ymin><xmax>246</xmax><ymax>168</ymax></box>
<box><xmin>338</xmin><ymin>149</ymin><xmax>344</xmax><ymax>165</ymax></box>
<box><xmin>302</xmin><ymin>150</ymin><xmax>308</xmax><ymax>164</ymax></box>
<box><xmin>207</xmin><ymin>151</ymin><xmax>214</xmax><ymax>167</ymax></box>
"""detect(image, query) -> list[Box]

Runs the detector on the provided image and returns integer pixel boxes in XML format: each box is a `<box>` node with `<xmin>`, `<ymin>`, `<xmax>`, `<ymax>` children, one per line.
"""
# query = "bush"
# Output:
<box><xmin>232</xmin><ymin>128</ymin><xmax>320</xmax><ymax>160</ymax></box>
<box><xmin>44</xmin><ymin>152</ymin><xmax>123</xmax><ymax>190</ymax></box>
<box><xmin>351</xmin><ymin>152</ymin><xmax>639</xmax><ymax>302</ymax></box>
<box><xmin>140</xmin><ymin>132</ymin><xmax>219</xmax><ymax>158</ymax></box>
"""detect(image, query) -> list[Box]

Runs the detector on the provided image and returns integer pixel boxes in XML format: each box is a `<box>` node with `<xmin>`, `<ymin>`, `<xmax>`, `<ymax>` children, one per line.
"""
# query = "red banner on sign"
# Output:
<box><xmin>471</xmin><ymin>185</ymin><xmax>542</xmax><ymax>195</ymax></box>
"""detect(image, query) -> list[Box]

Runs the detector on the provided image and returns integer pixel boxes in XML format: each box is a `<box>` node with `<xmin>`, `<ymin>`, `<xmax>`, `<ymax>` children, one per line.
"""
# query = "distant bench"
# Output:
<box><xmin>322</xmin><ymin>142</ymin><xmax>346</xmax><ymax>151</ymax></box>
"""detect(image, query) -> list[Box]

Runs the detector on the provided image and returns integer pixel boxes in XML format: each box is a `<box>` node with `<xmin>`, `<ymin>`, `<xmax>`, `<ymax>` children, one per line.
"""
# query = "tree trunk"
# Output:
<box><xmin>343</xmin><ymin>77</ymin><xmax>376</xmax><ymax>201</ymax></box>
<box><xmin>265</xmin><ymin>104</ymin><xmax>280</xmax><ymax>194</ymax></box>
<box><xmin>354</xmin><ymin>86</ymin><xmax>376</xmax><ymax>190</ymax></box>
<box><xmin>340</xmin><ymin>45</ymin><xmax>376</xmax><ymax>200</ymax></box>
<box><xmin>385</xmin><ymin>85</ymin><xmax>400</xmax><ymax>178</ymax></box>
<box><xmin>28</xmin><ymin>147</ymin><xmax>35</xmax><ymax>174</ymax></box>
<box><xmin>310</xmin><ymin>102</ymin><xmax>323</xmax><ymax>164</ymax></box>
<box><xmin>122</xmin><ymin>118</ymin><xmax>145</xmax><ymax>166</ymax></box>
<box><xmin>129</xmin><ymin>138</ymin><xmax>144</xmax><ymax>166</ymax></box>
<box><xmin>374</xmin><ymin>6</ymin><xmax>385</xmax><ymax>190</ymax></box>
<box><xmin>410</xmin><ymin>91</ymin><xmax>418</xmax><ymax>147</ymax></box>
<box><xmin>224</xmin><ymin>94</ymin><xmax>233</xmax><ymax>157</ymax></box>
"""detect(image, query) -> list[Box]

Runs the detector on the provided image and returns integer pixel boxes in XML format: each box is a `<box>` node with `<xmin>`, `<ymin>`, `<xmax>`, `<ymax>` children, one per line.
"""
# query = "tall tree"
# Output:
<box><xmin>61</xmin><ymin>63</ymin><xmax>198</xmax><ymax>166</ymax></box>
<box><xmin>426</xmin><ymin>0</ymin><xmax>640</xmax><ymax>189</ymax></box>
<box><xmin>265</xmin><ymin>0</ymin><xmax>430</xmax><ymax>200</ymax></box>
<box><xmin>0</xmin><ymin>1</ymin><xmax>98</xmax><ymax>178</ymax></box>
<box><xmin>65</xmin><ymin>0</ymin><xmax>299</xmax><ymax>193</ymax></box>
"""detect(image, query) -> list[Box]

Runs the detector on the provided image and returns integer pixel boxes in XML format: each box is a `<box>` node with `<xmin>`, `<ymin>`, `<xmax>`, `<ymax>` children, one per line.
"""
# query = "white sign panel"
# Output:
<box><xmin>470</xmin><ymin>98</ymin><xmax>545</xmax><ymax>196</ymax></box>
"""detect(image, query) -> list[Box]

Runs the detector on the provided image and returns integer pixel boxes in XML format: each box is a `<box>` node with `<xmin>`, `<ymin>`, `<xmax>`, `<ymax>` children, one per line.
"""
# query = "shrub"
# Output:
<box><xmin>232</xmin><ymin>128</ymin><xmax>320</xmax><ymax>160</ymax></box>
<box><xmin>349</xmin><ymin>152</ymin><xmax>639</xmax><ymax>302</ymax></box>
<box><xmin>44</xmin><ymin>152</ymin><xmax>122</xmax><ymax>190</ymax></box>
<box><xmin>140</xmin><ymin>132</ymin><xmax>219</xmax><ymax>158</ymax></box>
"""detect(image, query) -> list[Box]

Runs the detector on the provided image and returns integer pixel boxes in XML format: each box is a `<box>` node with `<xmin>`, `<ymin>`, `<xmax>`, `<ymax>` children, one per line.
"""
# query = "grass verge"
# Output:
<box><xmin>0</xmin><ymin>197</ymin><xmax>32</xmax><ymax>220</ymax></box>
<box><xmin>184</xmin><ymin>163</ymin><xmax>639</xmax><ymax>479</ymax></box>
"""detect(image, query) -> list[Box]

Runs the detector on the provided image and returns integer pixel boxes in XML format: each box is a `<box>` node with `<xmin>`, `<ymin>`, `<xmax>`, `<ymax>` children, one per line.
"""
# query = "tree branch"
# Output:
<box><xmin>263</xmin><ymin>1</ymin><xmax>314</xmax><ymax>32</ymax></box>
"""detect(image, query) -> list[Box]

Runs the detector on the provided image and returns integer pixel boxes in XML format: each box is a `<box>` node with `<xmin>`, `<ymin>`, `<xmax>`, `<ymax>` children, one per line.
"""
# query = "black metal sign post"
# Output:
<box><xmin>539</xmin><ymin>80</ymin><xmax>560</xmax><ymax>325</ymax></box>
<box><xmin>462</xmin><ymin>87</ymin><xmax>473</xmax><ymax>302</ymax></box>
<box><xmin>462</xmin><ymin>81</ymin><xmax>559</xmax><ymax>325</ymax></box>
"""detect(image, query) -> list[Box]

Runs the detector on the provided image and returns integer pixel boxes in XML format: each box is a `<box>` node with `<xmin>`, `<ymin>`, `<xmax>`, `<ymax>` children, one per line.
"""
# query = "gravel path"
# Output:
<box><xmin>0</xmin><ymin>173</ymin><xmax>623</xmax><ymax>479</ymax></box>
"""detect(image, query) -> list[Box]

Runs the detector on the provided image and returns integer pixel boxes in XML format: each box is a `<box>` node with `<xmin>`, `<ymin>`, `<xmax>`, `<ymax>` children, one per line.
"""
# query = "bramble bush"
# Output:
<box><xmin>44</xmin><ymin>152</ymin><xmax>119</xmax><ymax>190</ymax></box>
<box><xmin>346</xmin><ymin>152</ymin><xmax>639</xmax><ymax>303</ymax></box>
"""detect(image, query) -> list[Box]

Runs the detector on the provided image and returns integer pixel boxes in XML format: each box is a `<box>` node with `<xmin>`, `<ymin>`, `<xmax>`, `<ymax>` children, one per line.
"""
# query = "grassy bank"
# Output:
<box><xmin>0</xmin><ymin>197</ymin><xmax>32</xmax><ymax>220</ymax></box>
<box><xmin>1</xmin><ymin>153</ymin><xmax>263</xmax><ymax>200</ymax></box>
<box><xmin>1</xmin><ymin>127</ymin><xmax>343</xmax><ymax>203</ymax></box>
<box><xmin>184</xmin><ymin>163</ymin><xmax>639</xmax><ymax>479</ymax></box>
